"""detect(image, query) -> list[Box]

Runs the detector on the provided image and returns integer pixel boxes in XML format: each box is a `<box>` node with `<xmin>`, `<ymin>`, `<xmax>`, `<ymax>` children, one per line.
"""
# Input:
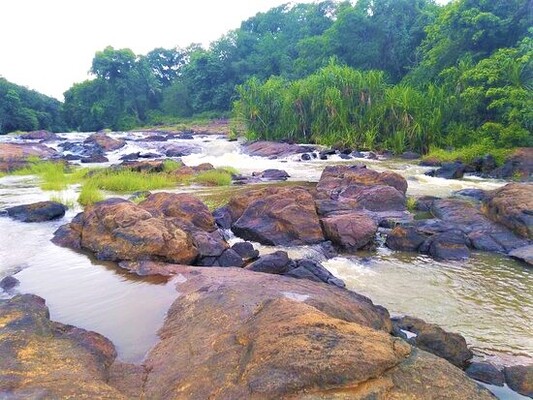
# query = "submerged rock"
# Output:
<box><xmin>392</xmin><ymin>315</ymin><xmax>473</xmax><ymax>368</ymax></box>
<box><xmin>6</xmin><ymin>201</ymin><xmax>66</xmax><ymax>222</ymax></box>
<box><xmin>0</xmin><ymin>275</ymin><xmax>19</xmax><ymax>291</ymax></box>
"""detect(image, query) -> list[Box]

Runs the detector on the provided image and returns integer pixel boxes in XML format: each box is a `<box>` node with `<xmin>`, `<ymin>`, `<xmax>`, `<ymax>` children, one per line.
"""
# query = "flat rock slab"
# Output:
<box><xmin>0</xmin><ymin>143</ymin><xmax>57</xmax><ymax>172</ymax></box>
<box><xmin>244</xmin><ymin>141</ymin><xmax>315</xmax><ymax>158</ymax></box>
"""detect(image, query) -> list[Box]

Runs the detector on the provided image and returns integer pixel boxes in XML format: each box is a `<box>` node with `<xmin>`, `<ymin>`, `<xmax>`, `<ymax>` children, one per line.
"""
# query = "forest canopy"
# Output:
<box><xmin>1</xmin><ymin>0</ymin><xmax>531</xmax><ymax>153</ymax></box>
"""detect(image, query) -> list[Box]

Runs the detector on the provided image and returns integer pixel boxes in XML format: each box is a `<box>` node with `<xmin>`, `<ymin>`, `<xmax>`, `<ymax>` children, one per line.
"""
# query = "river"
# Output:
<box><xmin>0</xmin><ymin>132</ymin><xmax>531</xmax><ymax>398</ymax></box>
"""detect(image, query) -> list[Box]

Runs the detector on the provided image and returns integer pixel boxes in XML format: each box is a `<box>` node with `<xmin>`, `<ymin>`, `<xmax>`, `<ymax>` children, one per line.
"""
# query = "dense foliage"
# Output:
<box><xmin>2</xmin><ymin>0</ymin><xmax>530</xmax><ymax>154</ymax></box>
<box><xmin>0</xmin><ymin>78</ymin><xmax>66</xmax><ymax>134</ymax></box>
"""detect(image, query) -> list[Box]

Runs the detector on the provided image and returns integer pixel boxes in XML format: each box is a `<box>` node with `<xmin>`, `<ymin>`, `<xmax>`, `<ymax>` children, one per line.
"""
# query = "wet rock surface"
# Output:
<box><xmin>392</xmin><ymin>315</ymin><xmax>473</xmax><ymax>368</ymax></box>
<box><xmin>0</xmin><ymin>142</ymin><xmax>57</xmax><ymax>172</ymax></box>
<box><xmin>19</xmin><ymin>130</ymin><xmax>58</xmax><ymax>141</ymax></box>
<box><xmin>504</xmin><ymin>364</ymin><xmax>533</xmax><ymax>397</ymax></box>
<box><xmin>84</xmin><ymin>132</ymin><xmax>126</xmax><ymax>152</ymax></box>
<box><xmin>321</xmin><ymin>212</ymin><xmax>378</xmax><ymax>250</ymax></box>
<box><xmin>0</xmin><ymin>294</ymin><xmax>125</xmax><ymax>399</ymax></box>
<box><xmin>244</xmin><ymin>140</ymin><xmax>315</xmax><ymax>158</ymax></box>
<box><xmin>466</xmin><ymin>362</ymin><xmax>505</xmax><ymax>386</ymax></box>
<box><xmin>6</xmin><ymin>201</ymin><xmax>66</xmax><ymax>222</ymax></box>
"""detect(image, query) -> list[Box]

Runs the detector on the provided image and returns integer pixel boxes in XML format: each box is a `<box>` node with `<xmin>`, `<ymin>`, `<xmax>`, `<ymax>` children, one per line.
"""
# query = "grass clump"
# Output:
<box><xmin>406</xmin><ymin>196</ymin><xmax>417</xmax><ymax>212</ymax></box>
<box><xmin>195</xmin><ymin>169</ymin><xmax>233</xmax><ymax>186</ymax></box>
<box><xmin>86</xmin><ymin>170</ymin><xmax>177</xmax><ymax>192</ymax></box>
<box><xmin>78</xmin><ymin>182</ymin><xmax>104</xmax><ymax>206</ymax></box>
<box><xmin>13</xmin><ymin>158</ymin><xmax>70</xmax><ymax>190</ymax></box>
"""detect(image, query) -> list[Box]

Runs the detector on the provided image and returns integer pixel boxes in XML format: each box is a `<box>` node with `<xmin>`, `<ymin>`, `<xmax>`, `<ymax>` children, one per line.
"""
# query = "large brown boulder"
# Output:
<box><xmin>19</xmin><ymin>130</ymin><xmax>58</xmax><ymax>141</ymax></box>
<box><xmin>141</xmin><ymin>266</ymin><xmax>493</xmax><ymax>399</ymax></box>
<box><xmin>483</xmin><ymin>183</ymin><xmax>533</xmax><ymax>239</ymax></box>
<box><xmin>338</xmin><ymin>184</ymin><xmax>407</xmax><ymax>212</ymax></box>
<box><xmin>231</xmin><ymin>186</ymin><xmax>325</xmax><ymax>246</ymax></box>
<box><xmin>84</xmin><ymin>132</ymin><xmax>126</xmax><ymax>151</ymax></box>
<box><xmin>321</xmin><ymin>212</ymin><xmax>378</xmax><ymax>250</ymax></box>
<box><xmin>0</xmin><ymin>142</ymin><xmax>57</xmax><ymax>172</ymax></box>
<box><xmin>317</xmin><ymin>165</ymin><xmax>408</xmax><ymax>194</ymax></box>
<box><xmin>52</xmin><ymin>193</ymin><xmax>228</xmax><ymax>264</ymax></box>
<box><xmin>0</xmin><ymin>294</ymin><xmax>126</xmax><ymax>399</ymax></box>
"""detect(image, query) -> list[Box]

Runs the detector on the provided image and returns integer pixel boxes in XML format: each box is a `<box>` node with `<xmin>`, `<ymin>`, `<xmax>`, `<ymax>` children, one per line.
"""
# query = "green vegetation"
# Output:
<box><xmin>423</xmin><ymin>143</ymin><xmax>512</xmax><ymax>166</ymax></box>
<box><xmin>12</xmin><ymin>159</ymin><xmax>70</xmax><ymax>190</ymax></box>
<box><xmin>78</xmin><ymin>182</ymin><xmax>105</xmax><ymax>206</ymax></box>
<box><xmin>0</xmin><ymin>78</ymin><xmax>66</xmax><ymax>134</ymax></box>
<box><xmin>194</xmin><ymin>169</ymin><xmax>233</xmax><ymax>186</ymax></box>
<box><xmin>85</xmin><ymin>170</ymin><xmax>179</xmax><ymax>192</ymax></box>
<box><xmin>406</xmin><ymin>197</ymin><xmax>417</xmax><ymax>213</ymax></box>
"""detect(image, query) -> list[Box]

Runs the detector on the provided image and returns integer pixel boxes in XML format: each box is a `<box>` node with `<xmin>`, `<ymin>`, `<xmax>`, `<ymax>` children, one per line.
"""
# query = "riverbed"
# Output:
<box><xmin>0</xmin><ymin>132</ymin><xmax>531</xmax><ymax>389</ymax></box>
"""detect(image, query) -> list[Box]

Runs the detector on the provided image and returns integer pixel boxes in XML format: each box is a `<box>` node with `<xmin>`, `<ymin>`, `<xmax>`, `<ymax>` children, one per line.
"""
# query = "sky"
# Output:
<box><xmin>0</xmin><ymin>0</ymin><xmax>315</xmax><ymax>100</ymax></box>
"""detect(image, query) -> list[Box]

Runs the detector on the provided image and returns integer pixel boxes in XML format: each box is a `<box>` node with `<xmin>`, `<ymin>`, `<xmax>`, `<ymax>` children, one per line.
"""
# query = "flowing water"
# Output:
<box><xmin>1</xmin><ymin>133</ymin><xmax>531</xmax><ymax>383</ymax></box>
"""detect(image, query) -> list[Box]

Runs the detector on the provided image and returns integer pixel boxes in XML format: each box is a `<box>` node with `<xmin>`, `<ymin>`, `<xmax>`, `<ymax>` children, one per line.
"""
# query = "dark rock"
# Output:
<box><xmin>0</xmin><ymin>276</ymin><xmax>19</xmax><ymax>291</ymax></box>
<box><xmin>6</xmin><ymin>201</ymin><xmax>66</xmax><ymax>222</ymax></box>
<box><xmin>491</xmin><ymin>148</ymin><xmax>533</xmax><ymax>181</ymax></box>
<box><xmin>319</xmin><ymin>153</ymin><xmax>328</xmax><ymax>160</ymax></box>
<box><xmin>245</xmin><ymin>251</ymin><xmax>292</xmax><ymax>274</ymax></box>
<box><xmin>392</xmin><ymin>316</ymin><xmax>473</xmax><ymax>368</ymax></box>
<box><xmin>121</xmin><ymin>160</ymin><xmax>165</xmax><ymax>173</ymax></box>
<box><xmin>480</xmin><ymin>154</ymin><xmax>497</xmax><ymax>174</ymax></box>
<box><xmin>321</xmin><ymin>212</ymin><xmax>378</xmax><ymax>250</ymax></box>
<box><xmin>20</xmin><ymin>130</ymin><xmax>58</xmax><ymax>141</ymax></box>
<box><xmin>81</xmin><ymin>154</ymin><xmax>109</xmax><ymax>163</ymax></box>
<box><xmin>508</xmin><ymin>245</ymin><xmax>533</xmax><ymax>266</ymax></box>
<box><xmin>414</xmin><ymin>196</ymin><xmax>440</xmax><ymax>211</ymax></box>
<box><xmin>118</xmin><ymin>260</ymin><xmax>185</xmax><ymax>276</ymax></box>
<box><xmin>454</xmin><ymin>189</ymin><xmax>487</xmax><ymax>202</ymax></box>
<box><xmin>213</xmin><ymin>206</ymin><xmax>232</xmax><ymax>230</ymax></box>
<box><xmin>284</xmin><ymin>266</ymin><xmax>323</xmax><ymax>282</ymax></box>
<box><xmin>252</xmin><ymin>169</ymin><xmax>290</xmax><ymax>181</ymax></box>
<box><xmin>339</xmin><ymin>154</ymin><xmax>351</xmax><ymax>160</ymax></box>
<box><xmin>386</xmin><ymin>226</ymin><xmax>428</xmax><ymax>252</ymax></box>
<box><xmin>483</xmin><ymin>183</ymin><xmax>533</xmax><ymax>239</ymax></box>
<box><xmin>427</xmin><ymin>161</ymin><xmax>466</xmax><ymax>179</ymax></box>
<box><xmin>419</xmin><ymin>158</ymin><xmax>441</xmax><ymax>167</ymax></box>
<box><xmin>62</xmin><ymin>154</ymin><xmax>82</xmax><ymax>161</ymax></box>
<box><xmin>366</xmin><ymin>152</ymin><xmax>378</xmax><ymax>160</ymax></box>
<box><xmin>401</xmin><ymin>151</ymin><xmax>421</xmax><ymax>160</ymax></box>
<box><xmin>291</xmin><ymin>259</ymin><xmax>346</xmax><ymax>288</ymax></box>
<box><xmin>338</xmin><ymin>185</ymin><xmax>407</xmax><ymax>212</ymax></box>
<box><xmin>217</xmin><ymin>249</ymin><xmax>244</xmax><ymax>268</ymax></box>
<box><xmin>165</xmin><ymin>145</ymin><xmax>199</xmax><ymax>157</ymax></box>
<box><xmin>231</xmin><ymin>242</ymin><xmax>259</xmax><ymax>261</ymax></box>
<box><xmin>313</xmin><ymin>240</ymin><xmax>338</xmax><ymax>259</ymax></box>
<box><xmin>119</xmin><ymin>152</ymin><xmax>140</xmax><ymax>161</ymax></box>
<box><xmin>301</xmin><ymin>153</ymin><xmax>312</xmax><ymax>161</ymax></box>
<box><xmin>504</xmin><ymin>364</ymin><xmax>533</xmax><ymax>397</ymax></box>
<box><xmin>422</xmin><ymin>229</ymin><xmax>471</xmax><ymax>260</ymax></box>
<box><xmin>177</xmin><ymin>133</ymin><xmax>194</xmax><ymax>140</ymax></box>
<box><xmin>351</xmin><ymin>151</ymin><xmax>364</xmax><ymax>158</ymax></box>
<box><xmin>231</xmin><ymin>186</ymin><xmax>325</xmax><ymax>246</ymax></box>
<box><xmin>465</xmin><ymin>362</ymin><xmax>504</xmax><ymax>386</ymax></box>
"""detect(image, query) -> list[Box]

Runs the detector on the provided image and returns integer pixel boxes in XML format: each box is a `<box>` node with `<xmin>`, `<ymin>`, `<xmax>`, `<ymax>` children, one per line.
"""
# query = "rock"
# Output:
<box><xmin>338</xmin><ymin>184</ymin><xmax>407</xmax><ymax>212</ymax></box>
<box><xmin>84</xmin><ymin>132</ymin><xmax>126</xmax><ymax>151</ymax></box>
<box><xmin>386</xmin><ymin>226</ymin><xmax>428</xmax><ymax>252</ymax></box>
<box><xmin>366</xmin><ymin>151</ymin><xmax>378</xmax><ymax>159</ymax></box>
<box><xmin>80</xmin><ymin>154</ymin><xmax>109</xmax><ymax>163</ymax></box>
<box><xmin>414</xmin><ymin>196</ymin><xmax>440</xmax><ymax>211</ymax></box>
<box><xmin>141</xmin><ymin>266</ymin><xmax>492</xmax><ymax>399</ymax></box>
<box><xmin>421</xmin><ymin>229</ymin><xmax>471</xmax><ymax>260</ymax></box>
<box><xmin>0</xmin><ymin>143</ymin><xmax>57</xmax><ymax>172</ymax></box>
<box><xmin>427</xmin><ymin>161</ymin><xmax>466</xmax><ymax>179</ymax></box>
<box><xmin>217</xmin><ymin>249</ymin><xmax>244</xmax><ymax>267</ymax></box>
<box><xmin>6</xmin><ymin>201</ymin><xmax>66</xmax><ymax>222</ymax></box>
<box><xmin>128</xmin><ymin>191</ymin><xmax>151</xmax><ymax>203</ymax></box>
<box><xmin>509</xmin><ymin>245</ymin><xmax>533</xmax><ymax>266</ymax></box>
<box><xmin>504</xmin><ymin>364</ymin><xmax>533</xmax><ymax>397</ymax></box>
<box><xmin>117</xmin><ymin>260</ymin><xmax>185</xmax><ymax>276</ymax></box>
<box><xmin>317</xmin><ymin>165</ymin><xmax>408</xmax><ymax>194</ymax></box>
<box><xmin>483</xmin><ymin>183</ymin><xmax>533</xmax><ymax>239</ymax></box>
<box><xmin>19</xmin><ymin>130</ymin><xmax>58</xmax><ymax>141</ymax></box>
<box><xmin>52</xmin><ymin>193</ymin><xmax>226</xmax><ymax>264</ymax></box>
<box><xmin>454</xmin><ymin>188</ymin><xmax>487</xmax><ymax>201</ymax></box>
<box><xmin>465</xmin><ymin>362</ymin><xmax>505</xmax><ymax>386</ymax></box>
<box><xmin>0</xmin><ymin>294</ymin><xmax>126</xmax><ymax>398</ymax></box>
<box><xmin>164</xmin><ymin>144</ymin><xmax>200</xmax><ymax>157</ymax></box>
<box><xmin>231</xmin><ymin>186</ymin><xmax>325</xmax><ymax>246</ymax></box>
<box><xmin>0</xmin><ymin>276</ymin><xmax>19</xmax><ymax>291</ymax></box>
<box><xmin>245</xmin><ymin>251</ymin><xmax>292</xmax><ymax>274</ymax></box>
<box><xmin>119</xmin><ymin>152</ymin><xmax>140</xmax><ymax>161</ymax></box>
<box><xmin>420</xmin><ymin>157</ymin><xmax>442</xmax><ymax>167</ymax></box>
<box><xmin>213</xmin><ymin>205</ymin><xmax>232</xmax><ymax>230</ymax></box>
<box><xmin>321</xmin><ymin>212</ymin><xmax>378</xmax><ymax>250</ymax></box>
<box><xmin>244</xmin><ymin>141</ymin><xmax>314</xmax><ymax>158</ymax></box>
<box><xmin>480</xmin><ymin>154</ymin><xmax>497</xmax><ymax>174</ymax></box>
<box><xmin>392</xmin><ymin>316</ymin><xmax>473</xmax><ymax>368</ymax></box>
<box><xmin>401</xmin><ymin>151</ymin><xmax>421</xmax><ymax>159</ymax></box>
<box><xmin>491</xmin><ymin>148</ymin><xmax>533</xmax><ymax>181</ymax></box>
<box><xmin>292</xmin><ymin>259</ymin><xmax>345</xmax><ymax>288</ymax></box>
<box><xmin>301</xmin><ymin>153</ymin><xmax>312</xmax><ymax>161</ymax></box>
<box><xmin>231</xmin><ymin>241</ymin><xmax>259</xmax><ymax>261</ymax></box>
<box><xmin>252</xmin><ymin>168</ymin><xmax>290</xmax><ymax>181</ymax></box>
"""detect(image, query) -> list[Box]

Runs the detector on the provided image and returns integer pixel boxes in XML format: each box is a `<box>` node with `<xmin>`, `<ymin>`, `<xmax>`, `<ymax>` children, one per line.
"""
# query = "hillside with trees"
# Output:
<box><xmin>0</xmin><ymin>78</ymin><xmax>66</xmax><ymax>134</ymax></box>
